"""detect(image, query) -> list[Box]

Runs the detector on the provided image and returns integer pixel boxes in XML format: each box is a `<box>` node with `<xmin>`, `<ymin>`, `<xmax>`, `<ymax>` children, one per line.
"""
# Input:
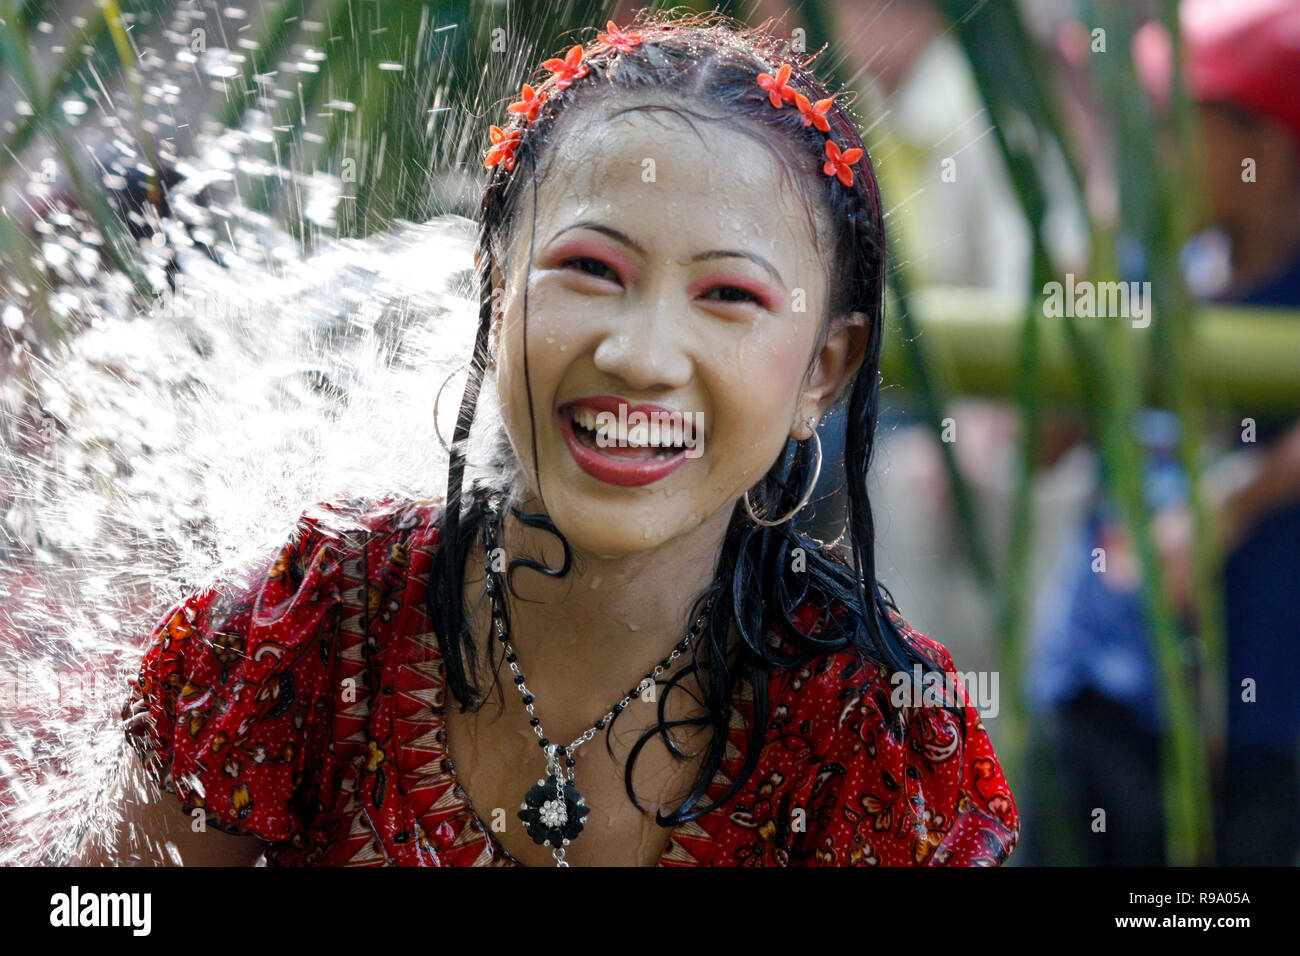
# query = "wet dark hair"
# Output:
<box><xmin>429</xmin><ymin>9</ymin><xmax>960</xmax><ymax>831</ymax></box>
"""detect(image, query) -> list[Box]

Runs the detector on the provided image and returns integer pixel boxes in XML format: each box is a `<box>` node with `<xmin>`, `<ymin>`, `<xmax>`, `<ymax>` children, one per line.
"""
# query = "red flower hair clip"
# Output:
<box><xmin>757</xmin><ymin>63</ymin><xmax>797</xmax><ymax>109</ymax></box>
<box><xmin>542</xmin><ymin>44</ymin><xmax>589</xmax><ymax>89</ymax></box>
<box><xmin>506</xmin><ymin>83</ymin><xmax>547</xmax><ymax>124</ymax></box>
<box><xmin>794</xmin><ymin>93</ymin><xmax>834</xmax><ymax>133</ymax></box>
<box><xmin>823</xmin><ymin>139</ymin><xmax>863</xmax><ymax>187</ymax></box>
<box><xmin>483</xmin><ymin>125</ymin><xmax>521</xmax><ymax>171</ymax></box>
<box><xmin>598</xmin><ymin>20</ymin><xmax>643</xmax><ymax>52</ymax></box>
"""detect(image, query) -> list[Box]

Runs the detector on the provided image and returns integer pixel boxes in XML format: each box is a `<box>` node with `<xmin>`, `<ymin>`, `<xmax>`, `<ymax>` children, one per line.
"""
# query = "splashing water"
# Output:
<box><xmin>0</xmin><ymin>202</ymin><xmax>510</xmax><ymax>862</ymax></box>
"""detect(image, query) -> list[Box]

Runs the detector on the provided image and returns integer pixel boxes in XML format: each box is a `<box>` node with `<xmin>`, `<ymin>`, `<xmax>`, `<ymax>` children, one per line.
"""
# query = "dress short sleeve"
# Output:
<box><xmin>694</xmin><ymin>602</ymin><xmax>1021</xmax><ymax>867</ymax></box>
<box><xmin>121</xmin><ymin>502</ymin><xmax>352</xmax><ymax>844</ymax></box>
<box><xmin>900</xmin><ymin>629</ymin><xmax>1021</xmax><ymax>866</ymax></box>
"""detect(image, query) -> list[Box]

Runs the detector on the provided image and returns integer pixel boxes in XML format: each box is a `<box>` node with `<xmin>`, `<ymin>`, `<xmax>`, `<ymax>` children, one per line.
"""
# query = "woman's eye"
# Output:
<box><xmin>701</xmin><ymin>285</ymin><xmax>763</xmax><ymax>305</ymax></box>
<box><xmin>563</xmin><ymin>257</ymin><xmax>619</xmax><ymax>283</ymax></box>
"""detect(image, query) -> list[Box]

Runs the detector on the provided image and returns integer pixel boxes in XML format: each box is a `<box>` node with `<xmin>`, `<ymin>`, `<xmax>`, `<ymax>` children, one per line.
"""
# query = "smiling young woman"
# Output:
<box><xmin>110</xmin><ymin>10</ymin><xmax>1019</xmax><ymax>867</ymax></box>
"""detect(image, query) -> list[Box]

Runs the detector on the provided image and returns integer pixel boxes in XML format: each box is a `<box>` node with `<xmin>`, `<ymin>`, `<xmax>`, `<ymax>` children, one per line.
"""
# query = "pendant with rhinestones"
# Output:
<box><xmin>519</xmin><ymin>773</ymin><xmax>588</xmax><ymax>848</ymax></box>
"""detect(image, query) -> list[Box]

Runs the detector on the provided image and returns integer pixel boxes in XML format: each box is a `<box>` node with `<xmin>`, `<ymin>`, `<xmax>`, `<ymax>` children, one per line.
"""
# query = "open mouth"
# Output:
<box><xmin>563</xmin><ymin>404</ymin><xmax>695</xmax><ymax>461</ymax></box>
<box><xmin>556</xmin><ymin>398</ymin><xmax>703</xmax><ymax>488</ymax></box>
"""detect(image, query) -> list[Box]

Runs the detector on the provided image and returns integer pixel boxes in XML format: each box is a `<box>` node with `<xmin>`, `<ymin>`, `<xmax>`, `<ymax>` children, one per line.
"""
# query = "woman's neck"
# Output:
<box><xmin>471</xmin><ymin>496</ymin><xmax>731</xmax><ymax>724</ymax></box>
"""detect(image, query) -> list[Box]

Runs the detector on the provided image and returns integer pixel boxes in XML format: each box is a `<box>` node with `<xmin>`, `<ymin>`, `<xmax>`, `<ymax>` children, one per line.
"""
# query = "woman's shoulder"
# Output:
<box><xmin>276</xmin><ymin>493</ymin><xmax>449</xmax><ymax>592</ymax></box>
<box><xmin>295</xmin><ymin>493</ymin><xmax>447</xmax><ymax>544</ymax></box>
<box><xmin>754</xmin><ymin>597</ymin><xmax>1020</xmax><ymax>865</ymax></box>
<box><xmin>121</xmin><ymin>492</ymin><xmax>448</xmax><ymax>846</ymax></box>
<box><xmin>774</xmin><ymin>595</ymin><xmax>950</xmax><ymax>693</ymax></box>
<box><xmin>773</xmin><ymin>593</ymin><xmax>987</xmax><ymax>747</ymax></box>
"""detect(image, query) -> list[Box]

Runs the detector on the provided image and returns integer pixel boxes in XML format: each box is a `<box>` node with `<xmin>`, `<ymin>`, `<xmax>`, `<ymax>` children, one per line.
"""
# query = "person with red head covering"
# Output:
<box><xmin>1136</xmin><ymin>0</ymin><xmax>1300</xmax><ymax>301</ymax></box>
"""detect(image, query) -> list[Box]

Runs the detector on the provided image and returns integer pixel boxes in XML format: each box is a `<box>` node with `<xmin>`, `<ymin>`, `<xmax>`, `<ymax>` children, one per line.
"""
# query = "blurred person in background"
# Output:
<box><xmin>1022</xmin><ymin>0</ymin><xmax>1300</xmax><ymax>866</ymax></box>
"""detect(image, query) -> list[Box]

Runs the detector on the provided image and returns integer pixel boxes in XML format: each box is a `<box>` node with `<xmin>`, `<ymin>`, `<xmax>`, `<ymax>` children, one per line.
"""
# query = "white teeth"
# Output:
<box><xmin>568</xmin><ymin>406</ymin><xmax>694</xmax><ymax>448</ymax></box>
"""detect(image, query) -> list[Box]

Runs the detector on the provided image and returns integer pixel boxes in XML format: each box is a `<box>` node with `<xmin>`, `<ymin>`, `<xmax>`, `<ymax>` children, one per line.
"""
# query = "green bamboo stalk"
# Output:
<box><xmin>300</xmin><ymin>7</ymin><xmax>372</xmax><ymax>237</ymax></box>
<box><xmin>1080</xmin><ymin>0</ymin><xmax>1214</xmax><ymax>865</ymax></box>
<box><xmin>101</xmin><ymin>0</ymin><xmax>164</xmax><ymax>206</ymax></box>
<box><xmin>939</xmin><ymin>0</ymin><xmax>1219</xmax><ymax>863</ymax></box>
<box><xmin>1161</xmin><ymin>0</ymin><xmax>1227</xmax><ymax>831</ymax></box>
<box><xmin>0</xmin><ymin>201</ymin><xmax>55</xmax><ymax>346</ymax></box>
<box><xmin>16</xmin><ymin>0</ymin><xmax>51</xmax><ymax>28</ymax></box>
<box><xmin>241</xmin><ymin>0</ymin><xmax>350</xmax><ymax>227</ymax></box>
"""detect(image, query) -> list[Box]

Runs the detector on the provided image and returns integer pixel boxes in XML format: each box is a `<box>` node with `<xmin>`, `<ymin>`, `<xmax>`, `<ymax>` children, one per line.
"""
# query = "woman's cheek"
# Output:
<box><xmin>520</xmin><ymin>279</ymin><xmax>602</xmax><ymax>358</ymax></box>
<box><xmin>733</xmin><ymin>336</ymin><xmax>810</xmax><ymax>424</ymax></box>
<box><xmin>497</xmin><ymin>285</ymin><xmax>564</xmax><ymax>390</ymax></box>
<box><xmin>494</xmin><ymin>306</ymin><xmax>544</xmax><ymax>472</ymax></box>
<box><xmin>493</xmin><ymin>285</ymin><xmax>592</xmax><ymax>471</ymax></box>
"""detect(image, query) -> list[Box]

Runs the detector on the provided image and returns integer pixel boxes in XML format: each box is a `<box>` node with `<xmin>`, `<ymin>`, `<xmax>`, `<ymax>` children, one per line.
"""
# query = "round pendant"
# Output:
<box><xmin>519</xmin><ymin>774</ymin><xmax>588</xmax><ymax>848</ymax></box>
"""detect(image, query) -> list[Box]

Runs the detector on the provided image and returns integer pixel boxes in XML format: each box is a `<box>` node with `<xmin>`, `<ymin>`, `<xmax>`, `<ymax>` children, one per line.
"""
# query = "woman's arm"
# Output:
<box><xmin>67</xmin><ymin>758</ymin><xmax>267</xmax><ymax>867</ymax></box>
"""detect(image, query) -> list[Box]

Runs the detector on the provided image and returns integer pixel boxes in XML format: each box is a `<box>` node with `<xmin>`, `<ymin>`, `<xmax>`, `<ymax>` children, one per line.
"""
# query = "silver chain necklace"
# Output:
<box><xmin>480</xmin><ymin>507</ymin><xmax>714</xmax><ymax>866</ymax></box>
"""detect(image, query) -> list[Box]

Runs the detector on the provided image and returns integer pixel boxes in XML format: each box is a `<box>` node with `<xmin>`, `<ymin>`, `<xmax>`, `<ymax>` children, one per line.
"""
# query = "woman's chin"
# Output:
<box><xmin>550</xmin><ymin>513</ymin><xmax>685</xmax><ymax>558</ymax></box>
<box><xmin>543</xmin><ymin>496</ymin><xmax>712</xmax><ymax>559</ymax></box>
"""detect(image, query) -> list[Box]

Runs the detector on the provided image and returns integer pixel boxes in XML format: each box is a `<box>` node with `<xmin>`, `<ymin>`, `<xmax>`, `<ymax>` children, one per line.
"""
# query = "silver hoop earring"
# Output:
<box><xmin>434</xmin><ymin>362</ymin><xmax>470</xmax><ymax>453</ymax></box>
<box><xmin>744</xmin><ymin>419</ymin><xmax>823</xmax><ymax>527</ymax></box>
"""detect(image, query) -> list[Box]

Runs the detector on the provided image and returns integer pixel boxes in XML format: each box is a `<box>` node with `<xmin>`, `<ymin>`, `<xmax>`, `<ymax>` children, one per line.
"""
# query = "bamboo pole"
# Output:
<box><xmin>881</xmin><ymin>288</ymin><xmax>1300</xmax><ymax>413</ymax></box>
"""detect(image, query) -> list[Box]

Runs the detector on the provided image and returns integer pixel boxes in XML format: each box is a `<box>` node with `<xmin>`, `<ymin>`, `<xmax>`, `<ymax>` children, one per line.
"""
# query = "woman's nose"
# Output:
<box><xmin>591</xmin><ymin>301</ymin><xmax>692</xmax><ymax>392</ymax></box>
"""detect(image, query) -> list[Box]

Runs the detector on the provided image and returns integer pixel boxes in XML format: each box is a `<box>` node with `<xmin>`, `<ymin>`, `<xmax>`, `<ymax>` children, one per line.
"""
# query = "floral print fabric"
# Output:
<box><xmin>123</xmin><ymin>496</ymin><xmax>1019</xmax><ymax>866</ymax></box>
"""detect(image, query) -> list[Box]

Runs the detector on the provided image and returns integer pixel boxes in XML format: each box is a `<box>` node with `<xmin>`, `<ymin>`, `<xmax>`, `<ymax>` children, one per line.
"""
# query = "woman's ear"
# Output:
<box><xmin>795</xmin><ymin>311</ymin><xmax>870</xmax><ymax>438</ymax></box>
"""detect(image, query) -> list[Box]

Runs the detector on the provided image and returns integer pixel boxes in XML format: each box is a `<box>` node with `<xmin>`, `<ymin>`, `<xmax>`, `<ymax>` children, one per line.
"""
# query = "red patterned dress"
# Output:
<box><xmin>123</xmin><ymin>496</ymin><xmax>1020</xmax><ymax>866</ymax></box>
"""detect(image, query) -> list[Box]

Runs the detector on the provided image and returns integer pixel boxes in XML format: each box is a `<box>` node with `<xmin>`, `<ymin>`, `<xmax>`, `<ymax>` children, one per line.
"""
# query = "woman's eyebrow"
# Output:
<box><xmin>685</xmin><ymin>249</ymin><xmax>785</xmax><ymax>288</ymax></box>
<box><xmin>548</xmin><ymin>221</ymin><xmax>786</xmax><ymax>288</ymax></box>
<box><xmin>547</xmin><ymin>221</ymin><xmax>646</xmax><ymax>255</ymax></box>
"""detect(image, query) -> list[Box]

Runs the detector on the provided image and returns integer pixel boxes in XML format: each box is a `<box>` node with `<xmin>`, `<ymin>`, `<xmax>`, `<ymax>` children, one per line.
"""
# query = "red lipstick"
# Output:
<box><xmin>556</xmin><ymin>396</ymin><xmax>698</xmax><ymax>488</ymax></box>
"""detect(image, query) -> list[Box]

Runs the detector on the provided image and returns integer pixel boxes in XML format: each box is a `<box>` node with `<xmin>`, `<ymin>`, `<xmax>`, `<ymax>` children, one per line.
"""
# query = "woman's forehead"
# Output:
<box><xmin>516</xmin><ymin>108</ymin><xmax>827</xmax><ymax>275</ymax></box>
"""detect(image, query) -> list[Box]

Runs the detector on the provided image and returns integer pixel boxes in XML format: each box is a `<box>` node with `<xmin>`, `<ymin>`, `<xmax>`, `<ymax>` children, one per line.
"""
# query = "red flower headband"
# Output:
<box><xmin>484</xmin><ymin>21</ymin><xmax>640</xmax><ymax>171</ymax></box>
<box><xmin>756</xmin><ymin>62</ymin><xmax>860</xmax><ymax>187</ymax></box>
<box><xmin>484</xmin><ymin>22</ymin><xmax>861</xmax><ymax>188</ymax></box>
